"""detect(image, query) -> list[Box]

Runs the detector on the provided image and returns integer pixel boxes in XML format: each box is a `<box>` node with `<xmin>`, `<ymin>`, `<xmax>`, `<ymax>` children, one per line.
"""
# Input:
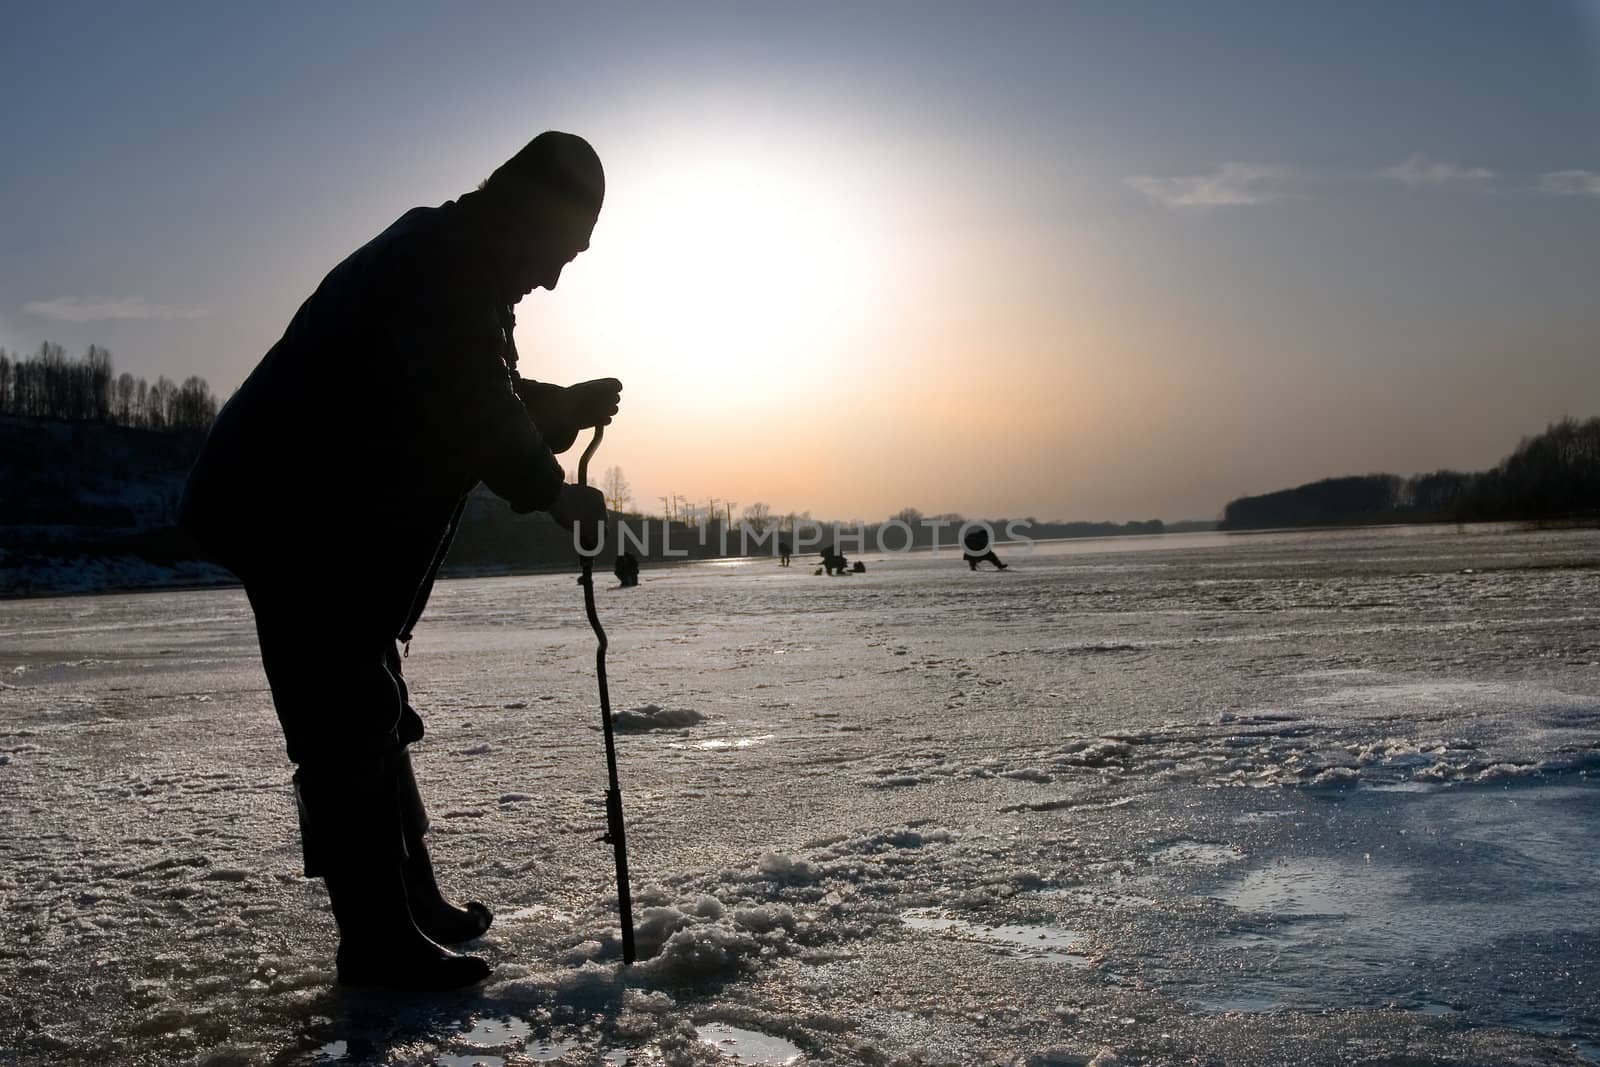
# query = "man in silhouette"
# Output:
<box><xmin>614</xmin><ymin>550</ymin><xmax>640</xmax><ymax>587</ymax></box>
<box><xmin>180</xmin><ymin>131</ymin><xmax>616</xmax><ymax>991</ymax></box>
<box><xmin>962</xmin><ymin>527</ymin><xmax>1008</xmax><ymax>570</ymax></box>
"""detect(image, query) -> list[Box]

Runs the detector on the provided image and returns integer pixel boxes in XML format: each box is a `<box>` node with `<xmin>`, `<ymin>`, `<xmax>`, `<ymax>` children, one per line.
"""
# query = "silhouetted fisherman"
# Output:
<box><xmin>778</xmin><ymin>541</ymin><xmax>791</xmax><ymax>566</ymax></box>
<box><xmin>962</xmin><ymin>527</ymin><xmax>1008</xmax><ymax>570</ymax></box>
<box><xmin>179</xmin><ymin>132</ymin><xmax>616</xmax><ymax>992</ymax></box>
<box><xmin>821</xmin><ymin>548</ymin><xmax>850</xmax><ymax>575</ymax></box>
<box><xmin>614</xmin><ymin>550</ymin><xmax>640</xmax><ymax>587</ymax></box>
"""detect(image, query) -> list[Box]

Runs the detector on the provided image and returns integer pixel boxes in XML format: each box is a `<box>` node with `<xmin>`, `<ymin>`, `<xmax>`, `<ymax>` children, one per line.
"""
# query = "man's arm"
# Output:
<box><xmin>513</xmin><ymin>379</ymin><xmax>579</xmax><ymax>454</ymax></box>
<box><xmin>390</xmin><ymin>282</ymin><xmax>566</xmax><ymax>513</ymax></box>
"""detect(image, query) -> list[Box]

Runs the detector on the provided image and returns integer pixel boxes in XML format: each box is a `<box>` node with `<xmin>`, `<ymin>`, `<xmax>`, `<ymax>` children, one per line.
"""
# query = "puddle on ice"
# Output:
<box><xmin>901</xmin><ymin>909</ymin><xmax>1089</xmax><ymax>964</ymax></box>
<box><xmin>1152</xmin><ymin>840</ymin><xmax>1241</xmax><ymax>866</ymax></box>
<box><xmin>462</xmin><ymin>1016</ymin><xmax>533</xmax><ymax>1046</ymax></box>
<box><xmin>1177</xmin><ymin>781</ymin><xmax>1600</xmax><ymax>1038</ymax></box>
<box><xmin>1213</xmin><ymin>856</ymin><xmax>1409</xmax><ymax>918</ymax></box>
<box><xmin>697</xmin><ymin>1022</ymin><xmax>804</xmax><ymax>1064</ymax></box>
<box><xmin>669</xmin><ymin>734</ymin><xmax>774</xmax><ymax>751</ymax></box>
<box><xmin>317</xmin><ymin>1016</ymin><xmax>607</xmax><ymax>1066</ymax></box>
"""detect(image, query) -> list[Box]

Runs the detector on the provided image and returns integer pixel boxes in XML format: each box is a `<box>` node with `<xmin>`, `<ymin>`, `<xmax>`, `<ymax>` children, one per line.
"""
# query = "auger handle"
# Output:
<box><xmin>574</xmin><ymin>423</ymin><xmax>634</xmax><ymax>964</ymax></box>
<box><xmin>578</xmin><ymin>424</ymin><xmax>604</xmax><ymax>488</ymax></box>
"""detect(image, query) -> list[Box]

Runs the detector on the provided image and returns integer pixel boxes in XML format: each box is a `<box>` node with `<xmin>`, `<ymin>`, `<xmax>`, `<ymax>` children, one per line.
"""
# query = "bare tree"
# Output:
<box><xmin>84</xmin><ymin>345</ymin><xmax>113</xmax><ymax>421</ymax></box>
<box><xmin>171</xmin><ymin>376</ymin><xmax>216</xmax><ymax>433</ymax></box>
<box><xmin>601</xmin><ymin>465</ymin><xmax>632</xmax><ymax>513</ymax></box>
<box><xmin>145</xmin><ymin>376</ymin><xmax>175</xmax><ymax>431</ymax></box>
<box><xmin>113</xmin><ymin>373</ymin><xmax>137</xmax><ymax>425</ymax></box>
<box><xmin>742</xmin><ymin>502</ymin><xmax>772</xmax><ymax>531</ymax></box>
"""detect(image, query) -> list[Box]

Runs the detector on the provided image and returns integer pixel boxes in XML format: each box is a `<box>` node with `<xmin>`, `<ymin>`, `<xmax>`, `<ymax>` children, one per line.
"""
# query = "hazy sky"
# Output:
<box><xmin>4</xmin><ymin>2</ymin><xmax>1599</xmax><ymax>521</ymax></box>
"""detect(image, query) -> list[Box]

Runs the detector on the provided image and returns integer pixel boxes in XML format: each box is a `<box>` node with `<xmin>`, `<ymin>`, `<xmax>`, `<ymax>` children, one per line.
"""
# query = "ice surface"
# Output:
<box><xmin>2</xmin><ymin>524</ymin><xmax>1598</xmax><ymax>1064</ymax></box>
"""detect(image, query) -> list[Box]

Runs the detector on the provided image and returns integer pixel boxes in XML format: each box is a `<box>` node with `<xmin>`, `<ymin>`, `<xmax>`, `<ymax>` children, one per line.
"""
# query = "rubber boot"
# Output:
<box><xmin>395</xmin><ymin>749</ymin><xmax>493</xmax><ymax>944</ymax></box>
<box><xmin>294</xmin><ymin>757</ymin><xmax>490</xmax><ymax>991</ymax></box>
<box><xmin>326</xmin><ymin>862</ymin><xmax>490</xmax><ymax>991</ymax></box>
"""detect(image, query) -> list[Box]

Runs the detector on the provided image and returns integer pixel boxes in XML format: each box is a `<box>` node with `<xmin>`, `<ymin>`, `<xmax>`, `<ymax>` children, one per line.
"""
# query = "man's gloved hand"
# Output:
<box><xmin>549</xmin><ymin>483</ymin><xmax>608</xmax><ymax>553</ymax></box>
<box><xmin>565</xmin><ymin>378</ymin><xmax>622</xmax><ymax>430</ymax></box>
<box><xmin>514</xmin><ymin>378</ymin><xmax>621</xmax><ymax>454</ymax></box>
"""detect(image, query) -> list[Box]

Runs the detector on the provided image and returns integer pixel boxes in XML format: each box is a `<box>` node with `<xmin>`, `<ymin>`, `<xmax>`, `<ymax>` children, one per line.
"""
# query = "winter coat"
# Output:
<box><xmin>180</xmin><ymin>195</ymin><xmax>568</xmax><ymax>632</ymax></box>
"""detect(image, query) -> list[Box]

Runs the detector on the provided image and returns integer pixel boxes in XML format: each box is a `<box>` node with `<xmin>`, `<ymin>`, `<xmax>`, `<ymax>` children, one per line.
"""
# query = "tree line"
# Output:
<box><xmin>1221</xmin><ymin>416</ymin><xmax>1600</xmax><ymax>529</ymax></box>
<box><xmin>0</xmin><ymin>342</ymin><xmax>217</xmax><ymax>434</ymax></box>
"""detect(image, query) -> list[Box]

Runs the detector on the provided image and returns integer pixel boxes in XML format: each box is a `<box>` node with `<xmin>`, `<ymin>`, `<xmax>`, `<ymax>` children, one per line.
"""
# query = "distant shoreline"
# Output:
<box><xmin>7</xmin><ymin>517</ymin><xmax>1593</xmax><ymax>602</ymax></box>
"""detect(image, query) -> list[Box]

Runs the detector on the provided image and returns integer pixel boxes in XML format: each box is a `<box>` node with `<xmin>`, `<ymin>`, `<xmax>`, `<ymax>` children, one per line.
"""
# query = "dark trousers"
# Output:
<box><xmin>241</xmin><ymin>563</ymin><xmax>430</xmax><ymax>875</ymax></box>
<box><xmin>244</xmin><ymin>572</ymin><xmax>425</xmax><ymax>767</ymax></box>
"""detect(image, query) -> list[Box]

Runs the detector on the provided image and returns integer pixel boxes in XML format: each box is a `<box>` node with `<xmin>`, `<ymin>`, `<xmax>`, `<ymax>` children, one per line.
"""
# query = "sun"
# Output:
<box><xmin>580</xmin><ymin>151</ymin><xmax>888</xmax><ymax>395</ymax></box>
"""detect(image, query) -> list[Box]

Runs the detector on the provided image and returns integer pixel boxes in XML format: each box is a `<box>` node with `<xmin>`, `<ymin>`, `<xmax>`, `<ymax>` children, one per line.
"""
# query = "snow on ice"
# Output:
<box><xmin>1</xmin><ymin>524</ymin><xmax>1598</xmax><ymax>1065</ymax></box>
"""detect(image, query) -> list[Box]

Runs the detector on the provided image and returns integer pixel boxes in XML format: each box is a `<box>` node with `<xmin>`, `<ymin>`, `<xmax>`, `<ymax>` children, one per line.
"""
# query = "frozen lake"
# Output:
<box><xmin>2</xmin><ymin>523</ymin><xmax>1598</xmax><ymax>1066</ymax></box>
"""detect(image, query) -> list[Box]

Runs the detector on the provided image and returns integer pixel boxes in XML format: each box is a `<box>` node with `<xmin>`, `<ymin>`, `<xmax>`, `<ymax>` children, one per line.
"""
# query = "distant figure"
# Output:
<box><xmin>614</xmin><ymin>550</ymin><xmax>639</xmax><ymax>587</ymax></box>
<box><xmin>962</xmin><ymin>527</ymin><xmax>1008</xmax><ymax>571</ymax></box>
<box><xmin>821</xmin><ymin>548</ymin><xmax>851</xmax><ymax>575</ymax></box>
<box><xmin>178</xmin><ymin>132</ymin><xmax>618</xmax><ymax>992</ymax></box>
<box><xmin>778</xmin><ymin>541</ymin><xmax>791</xmax><ymax>567</ymax></box>
<box><xmin>851</xmin><ymin>560</ymin><xmax>866</xmax><ymax>573</ymax></box>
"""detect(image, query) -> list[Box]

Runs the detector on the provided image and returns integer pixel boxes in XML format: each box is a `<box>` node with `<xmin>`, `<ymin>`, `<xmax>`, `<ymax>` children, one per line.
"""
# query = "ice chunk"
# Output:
<box><xmin>612</xmin><ymin>704</ymin><xmax>706</xmax><ymax>731</ymax></box>
<box><xmin>756</xmin><ymin>853</ymin><xmax>821</xmax><ymax>884</ymax></box>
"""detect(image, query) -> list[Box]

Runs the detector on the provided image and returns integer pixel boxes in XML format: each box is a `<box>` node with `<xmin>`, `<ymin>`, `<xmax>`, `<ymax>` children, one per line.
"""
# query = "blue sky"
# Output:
<box><xmin>3</xmin><ymin>2</ymin><xmax>1598</xmax><ymax>520</ymax></box>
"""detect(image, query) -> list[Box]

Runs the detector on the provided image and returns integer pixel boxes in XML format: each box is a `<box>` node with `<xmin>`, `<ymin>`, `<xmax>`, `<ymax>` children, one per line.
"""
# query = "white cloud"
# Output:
<box><xmin>1126</xmin><ymin>163</ymin><xmax>1298</xmax><ymax>208</ymax></box>
<box><xmin>21</xmin><ymin>296</ymin><xmax>209</xmax><ymax>323</ymax></box>
<box><xmin>1379</xmin><ymin>155</ymin><xmax>1496</xmax><ymax>188</ymax></box>
<box><xmin>0</xmin><ymin>312</ymin><xmax>34</xmax><ymax>356</ymax></box>
<box><xmin>1537</xmin><ymin>169</ymin><xmax>1600</xmax><ymax>197</ymax></box>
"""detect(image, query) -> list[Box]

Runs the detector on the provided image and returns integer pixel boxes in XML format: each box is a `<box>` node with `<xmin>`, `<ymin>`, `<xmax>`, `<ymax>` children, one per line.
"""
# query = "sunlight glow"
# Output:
<box><xmin>583</xmin><ymin>150</ymin><xmax>889</xmax><ymax>399</ymax></box>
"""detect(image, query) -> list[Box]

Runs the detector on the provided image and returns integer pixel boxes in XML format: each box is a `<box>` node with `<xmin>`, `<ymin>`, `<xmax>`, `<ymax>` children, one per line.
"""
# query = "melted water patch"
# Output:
<box><xmin>669</xmin><ymin>735</ymin><xmax>775</xmax><ymax>751</ymax></box>
<box><xmin>461</xmin><ymin>1016</ymin><xmax>533</xmax><ymax>1047</ymax></box>
<box><xmin>1214</xmin><ymin>856</ymin><xmax>1409</xmax><ymax>920</ymax></box>
<box><xmin>436</xmin><ymin>1054</ymin><xmax>506</xmax><ymax>1067</ymax></box>
<box><xmin>1176</xmin><ymin>781</ymin><xmax>1600</xmax><ymax>1041</ymax></box>
<box><xmin>901</xmin><ymin>909</ymin><xmax>1089</xmax><ymax>964</ymax></box>
<box><xmin>698</xmin><ymin>1022</ymin><xmax>804</xmax><ymax>1064</ymax></box>
<box><xmin>1153</xmin><ymin>840</ymin><xmax>1242</xmax><ymax>867</ymax></box>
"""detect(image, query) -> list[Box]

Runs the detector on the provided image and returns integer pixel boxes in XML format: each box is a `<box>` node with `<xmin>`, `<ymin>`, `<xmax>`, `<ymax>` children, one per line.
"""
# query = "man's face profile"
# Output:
<box><xmin>507</xmin><ymin>199</ymin><xmax>597</xmax><ymax>297</ymax></box>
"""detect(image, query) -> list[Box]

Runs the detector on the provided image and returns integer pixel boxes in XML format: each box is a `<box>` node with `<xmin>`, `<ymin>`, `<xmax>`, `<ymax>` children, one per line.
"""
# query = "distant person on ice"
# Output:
<box><xmin>179</xmin><ymin>132</ymin><xmax>617</xmax><ymax>992</ymax></box>
<box><xmin>614</xmin><ymin>550</ymin><xmax>640</xmax><ymax>587</ymax></box>
<box><xmin>962</xmin><ymin>527</ymin><xmax>1008</xmax><ymax>571</ymax></box>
